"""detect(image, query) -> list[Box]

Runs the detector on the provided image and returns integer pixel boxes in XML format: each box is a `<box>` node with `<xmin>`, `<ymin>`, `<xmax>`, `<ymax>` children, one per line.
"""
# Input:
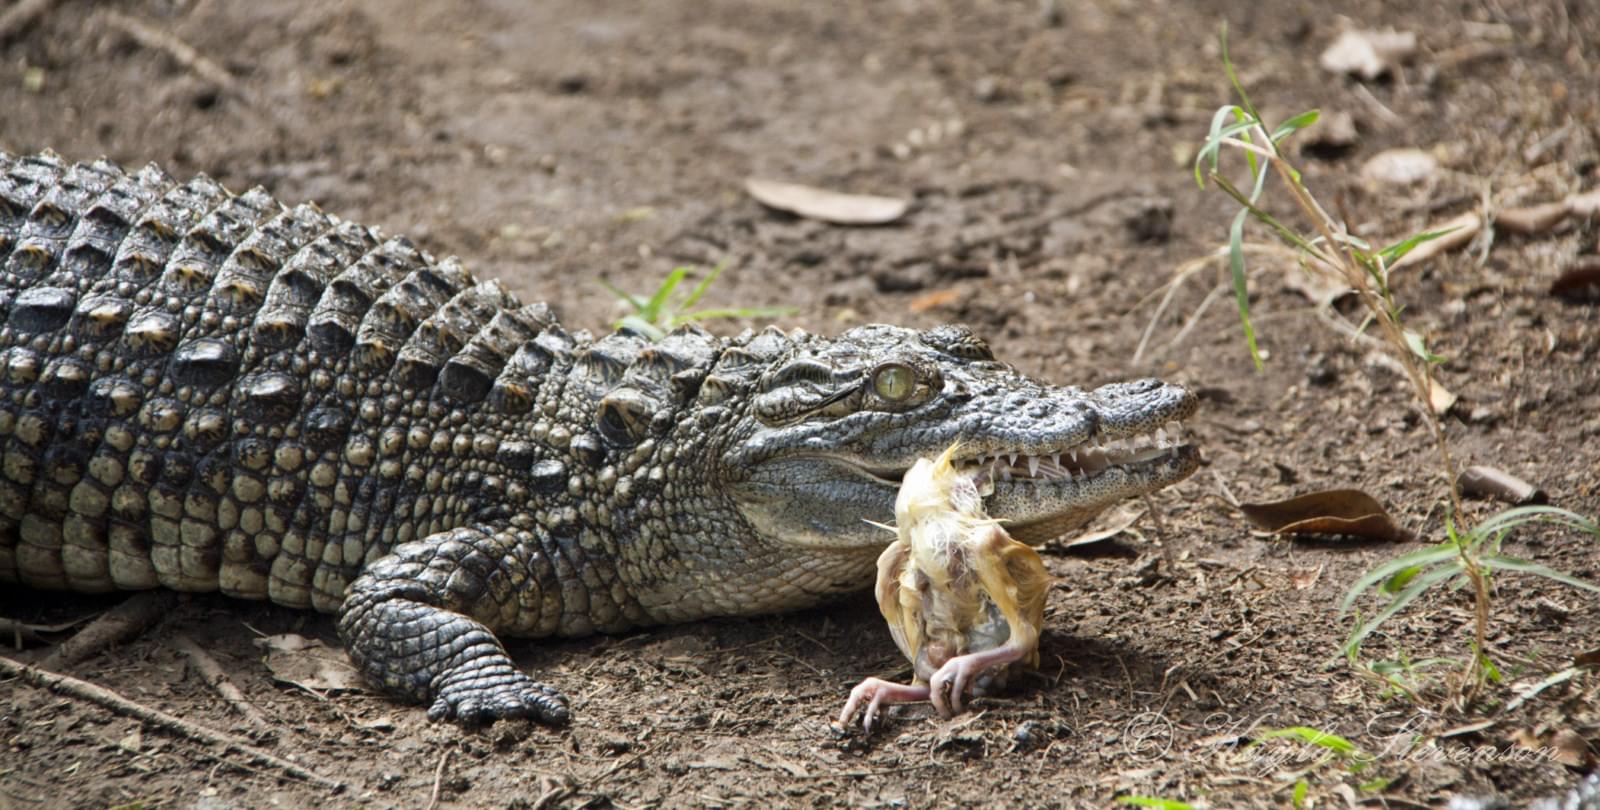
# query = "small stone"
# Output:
<box><xmin>974</xmin><ymin>75</ymin><xmax>1003</xmax><ymax>103</ymax></box>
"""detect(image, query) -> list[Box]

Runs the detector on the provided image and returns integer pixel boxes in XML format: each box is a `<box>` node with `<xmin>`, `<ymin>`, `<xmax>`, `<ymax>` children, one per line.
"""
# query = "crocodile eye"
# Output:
<box><xmin>871</xmin><ymin>363</ymin><xmax>915</xmax><ymax>402</ymax></box>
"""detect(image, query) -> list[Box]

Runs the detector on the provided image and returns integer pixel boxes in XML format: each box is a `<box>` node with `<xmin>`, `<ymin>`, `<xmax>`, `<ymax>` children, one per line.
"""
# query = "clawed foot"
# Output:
<box><xmin>929</xmin><ymin>646</ymin><xmax>1020</xmax><ymax>718</ymax></box>
<box><xmin>836</xmin><ymin>677</ymin><xmax>931</xmax><ymax>732</ymax></box>
<box><xmin>929</xmin><ymin>658</ymin><xmax>981</xmax><ymax>717</ymax></box>
<box><xmin>429</xmin><ymin>662</ymin><xmax>570</xmax><ymax>726</ymax></box>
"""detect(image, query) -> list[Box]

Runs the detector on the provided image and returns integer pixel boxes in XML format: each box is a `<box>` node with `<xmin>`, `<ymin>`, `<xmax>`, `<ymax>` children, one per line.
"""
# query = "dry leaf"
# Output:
<box><xmin>1576</xmin><ymin>648</ymin><xmax>1600</xmax><ymax>668</ymax></box>
<box><xmin>1428</xmin><ymin>379</ymin><xmax>1457</xmax><ymax>416</ymax></box>
<box><xmin>1320</xmin><ymin>29</ymin><xmax>1418</xmax><ymax>80</ymax></box>
<box><xmin>1551</xmin><ymin>255</ymin><xmax>1600</xmax><ymax>301</ymax></box>
<box><xmin>1389</xmin><ymin>212</ymin><xmax>1482</xmax><ymax>271</ymax></box>
<box><xmin>1288</xmin><ymin>565</ymin><xmax>1323</xmax><ymax>590</ymax></box>
<box><xmin>908</xmin><ymin>289</ymin><xmax>961</xmax><ymax>313</ymax></box>
<box><xmin>1457</xmin><ymin>465</ymin><xmax>1547</xmax><ymax>505</ymax></box>
<box><xmin>1510</xmin><ymin>728</ymin><xmax>1543</xmax><ymax>751</ymax></box>
<box><xmin>744</xmin><ymin>178</ymin><xmax>908</xmax><ymax>225</ymax></box>
<box><xmin>1060</xmin><ymin>505</ymin><xmax>1144</xmax><ymax>548</ymax></box>
<box><xmin>1361</xmin><ymin>147</ymin><xmax>1438</xmax><ymax>187</ymax></box>
<box><xmin>1550</xmin><ymin>729</ymin><xmax>1594</xmax><ymax>768</ymax></box>
<box><xmin>117</xmin><ymin>727</ymin><xmax>142</xmax><ymax>754</ymax></box>
<box><xmin>1287</xmin><ymin>566</ymin><xmax>1323</xmax><ymax>590</ymax></box>
<box><xmin>1496</xmin><ymin>201</ymin><xmax>1570</xmax><ymax>234</ymax></box>
<box><xmin>1238</xmin><ymin>488</ymin><xmax>1413</xmax><ymax>542</ymax></box>
<box><xmin>257</xmin><ymin>633</ymin><xmax>364</xmax><ymax>693</ymax></box>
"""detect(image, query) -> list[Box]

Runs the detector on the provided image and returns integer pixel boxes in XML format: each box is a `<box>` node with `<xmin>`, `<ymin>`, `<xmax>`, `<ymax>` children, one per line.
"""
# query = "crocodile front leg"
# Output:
<box><xmin>338</xmin><ymin>526</ymin><xmax>571</xmax><ymax>725</ymax></box>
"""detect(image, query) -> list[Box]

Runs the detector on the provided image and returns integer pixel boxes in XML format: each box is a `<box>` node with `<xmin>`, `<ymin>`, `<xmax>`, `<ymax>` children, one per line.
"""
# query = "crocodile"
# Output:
<box><xmin>0</xmin><ymin>151</ymin><xmax>1200</xmax><ymax>725</ymax></box>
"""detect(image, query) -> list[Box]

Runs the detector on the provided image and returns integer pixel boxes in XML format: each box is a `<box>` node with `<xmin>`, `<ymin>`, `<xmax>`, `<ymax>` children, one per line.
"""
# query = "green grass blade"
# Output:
<box><xmin>1473</xmin><ymin>505</ymin><xmax>1600</xmax><ymax>540</ymax></box>
<box><xmin>642</xmin><ymin>267</ymin><xmax>688</xmax><ymax>321</ymax></box>
<box><xmin>1254</xmin><ymin>726</ymin><xmax>1361</xmax><ymax>756</ymax></box>
<box><xmin>1219</xmin><ymin>22</ymin><xmax>1265</xmax><ymax>143</ymax></box>
<box><xmin>1381</xmin><ymin>564</ymin><xmax>1423</xmax><ymax>594</ymax></box>
<box><xmin>1228</xmin><ymin>208</ymin><xmax>1263</xmax><ymax>371</ymax></box>
<box><xmin>1402</xmin><ymin>330</ymin><xmax>1447</xmax><ymax>365</ymax></box>
<box><xmin>599</xmin><ymin>278</ymin><xmax>648</xmax><ymax>312</ymax></box>
<box><xmin>1271</xmin><ymin>110</ymin><xmax>1321</xmax><ymax>144</ymax></box>
<box><xmin>1117</xmin><ymin>798</ymin><xmax>1198</xmax><ymax>810</ymax></box>
<box><xmin>1339</xmin><ymin>542</ymin><xmax>1457</xmax><ymax>614</ymax></box>
<box><xmin>1196</xmin><ymin>110</ymin><xmax>1256</xmax><ymax>187</ymax></box>
<box><xmin>1479</xmin><ymin>554</ymin><xmax>1600</xmax><ymax>594</ymax></box>
<box><xmin>616</xmin><ymin>314</ymin><xmax>666</xmax><ymax>341</ymax></box>
<box><xmin>679</xmin><ymin>262</ymin><xmax>728</xmax><ymax>311</ymax></box>
<box><xmin>1342</xmin><ymin>565</ymin><xmax>1461</xmax><ymax>656</ymax></box>
<box><xmin>1376</xmin><ymin>227</ymin><xmax>1463</xmax><ymax>265</ymax></box>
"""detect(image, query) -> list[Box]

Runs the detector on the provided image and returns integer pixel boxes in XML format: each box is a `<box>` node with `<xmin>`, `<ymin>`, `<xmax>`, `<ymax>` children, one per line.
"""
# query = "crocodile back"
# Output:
<box><xmin>0</xmin><ymin>152</ymin><xmax>562</xmax><ymax>611</ymax></box>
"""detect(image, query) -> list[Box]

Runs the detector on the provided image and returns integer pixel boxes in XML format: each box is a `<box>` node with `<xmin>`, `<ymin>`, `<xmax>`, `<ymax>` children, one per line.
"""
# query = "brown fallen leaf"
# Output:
<box><xmin>1389</xmin><ymin>211</ymin><xmax>1482</xmax><ymax>271</ymax></box>
<box><xmin>1576</xmin><ymin>648</ymin><xmax>1600</xmax><ymax>669</ymax></box>
<box><xmin>1457</xmin><ymin>465</ymin><xmax>1547</xmax><ymax>505</ymax></box>
<box><xmin>1550</xmin><ymin>729</ymin><xmax>1595</xmax><ymax>769</ymax></box>
<box><xmin>257</xmin><ymin>633</ymin><xmax>364</xmax><ymax>693</ymax></box>
<box><xmin>1495</xmin><ymin>201</ymin><xmax>1571</xmax><ymax>235</ymax></box>
<box><xmin>1288</xmin><ymin>565</ymin><xmax>1323</xmax><ymax>590</ymax></box>
<box><xmin>1510</xmin><ymin>727</ymin><xmax>1543</xmax><ymax>752</ymax></box>
<box><xmin>1238</xmin><ymin>488</ymin><xmax>1414</xmax><ymax>542</ymax></box>
<box><xmin>744</xmin><ymin>178</ymin><xmax>908</xmax><ymax>225</ymax></box>
<box><xmin>1551</xmin><ymin>255</ymin><xmax>1600</xmax><ymax>301</ymax></box>
<box><xmin>1060</xmin><ymin>505</ymin><xmax>1144</xmax><ymax>548</ymax></box>
<box><xmin>908</xmin><ymin>289</ymin><xmax>961</xmax><ymax>313</ymax></box>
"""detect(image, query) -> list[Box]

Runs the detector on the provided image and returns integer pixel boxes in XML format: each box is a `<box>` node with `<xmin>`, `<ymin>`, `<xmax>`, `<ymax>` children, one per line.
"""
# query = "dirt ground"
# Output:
<box><xmin>3</xmin><ymin>0</ymin><xmax>1599</xmax><ymax>807</ymax></box>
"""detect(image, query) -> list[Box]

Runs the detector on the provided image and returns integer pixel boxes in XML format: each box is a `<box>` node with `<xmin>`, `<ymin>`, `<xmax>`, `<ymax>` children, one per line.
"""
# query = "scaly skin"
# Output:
<box><xmin>0</xmin><ymin>152</ymin><xmax>1200</xmax><ymax>725</ymax></box>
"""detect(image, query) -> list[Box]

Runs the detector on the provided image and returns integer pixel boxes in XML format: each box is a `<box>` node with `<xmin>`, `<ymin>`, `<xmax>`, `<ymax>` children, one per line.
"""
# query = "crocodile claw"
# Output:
<box><xmin>428</xmin><ymin>665</ymin><xmax>570</xmax><ymax>726</ymax></box>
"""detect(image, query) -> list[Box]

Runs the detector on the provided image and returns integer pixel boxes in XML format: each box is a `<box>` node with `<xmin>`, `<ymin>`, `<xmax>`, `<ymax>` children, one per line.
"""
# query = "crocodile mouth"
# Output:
<box><xmin>863</xmin><ymin>419</ymin><xmax>1199</xmax><ymax>543</ymax></box>
<box><xmin>956</xmin><ymin>419</ymin><xmax>1194</xmax><ymax>486</ymax></box>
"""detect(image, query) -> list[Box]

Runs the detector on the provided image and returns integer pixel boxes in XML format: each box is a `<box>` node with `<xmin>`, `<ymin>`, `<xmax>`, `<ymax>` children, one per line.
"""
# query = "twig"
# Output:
<box><xmin>39</xmin><ymin>591</ymin><xmax>174</xmax><ymax>671</ymax></box>
<box><xmin>170</xmin><ymin>633</ymin><xmax>270</xmax><ymax>731</ymax></box>
<box><xmin>0</xmin><ymin>655</ymin><xmax>344</xmax><ymax>791</ymax></box>
<box><xmin>1350</xmin><ymin>82</ymin><xmax>1402</xmax><ymax>126</ymax></box>
<box><xmin>532</xmin><ymin>776</ymin><xmax>571</xmax><ymax>810</ymax></box>
<box><xmin>425</xmin><ymin>749</ymin><xmax>452</xmax><ymax>810</ymax></box>
<box><xmin>0</xmin><ymin>0</ymin><xmax>59</xmax><ymax>42</ymax></box>
<box><xmin>98</xmin><ymin>10</ymin><xmax>253</xmax><ymax>105</ymax></box>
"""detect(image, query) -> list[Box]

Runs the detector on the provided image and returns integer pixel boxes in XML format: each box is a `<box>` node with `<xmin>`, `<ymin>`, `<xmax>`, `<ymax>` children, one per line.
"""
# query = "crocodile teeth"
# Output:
<box><xmin>999</xmin><ymin>467</ymin><xmax>1012</xmax><ymax>481</ymax></box>
<box><xmin>1007</xmin><ymin>453</ymin><xmax>1018</xmax><ymax>468</ymax></box>
<box><xmin>1027</xmin><ymin>456</ymin><xmax>1039</xmax><ymax>478</ymax></box>
<box><xmin>1155</xmin><ymin>428</ymin><xmax>1169</xmax><ymax>446</ymax></box>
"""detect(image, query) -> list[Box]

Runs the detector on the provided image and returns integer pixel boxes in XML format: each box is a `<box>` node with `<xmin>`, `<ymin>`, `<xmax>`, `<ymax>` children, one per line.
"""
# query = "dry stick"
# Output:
<box><xmin>98</xmin><ymin>10</ymin><xmax>252</xmax><ymax>105</ymax></box>
<box><xmin>39</xmin><ymin>590</ymin><xmax>175</xmax><ymax>671</ymax></box>
<box><xmin>0</xmin><ymin>655</ymin><xmax>344</xmax><ymax>791</ymax></box>
<box><xmin>425</xmin><ymin>749</ymin><xmax>452</xmax><ymax>810</ymax></box>
<box><xmin>0</xmin><ymin>0</ymin><xmax>59</xmax><ymax>42</ymax></box>
<box><xmin>170</xmin><ymin>633</ymin><xmax>271</xmax><ymax>731</ymax></box>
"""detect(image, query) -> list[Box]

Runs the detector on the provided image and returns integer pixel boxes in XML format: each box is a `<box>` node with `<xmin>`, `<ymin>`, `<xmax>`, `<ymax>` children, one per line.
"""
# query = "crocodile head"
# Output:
<box><xmin>720</xmin><ymin>323</ymin><xmax>1199</xmax><ymax>550</ymax></box>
